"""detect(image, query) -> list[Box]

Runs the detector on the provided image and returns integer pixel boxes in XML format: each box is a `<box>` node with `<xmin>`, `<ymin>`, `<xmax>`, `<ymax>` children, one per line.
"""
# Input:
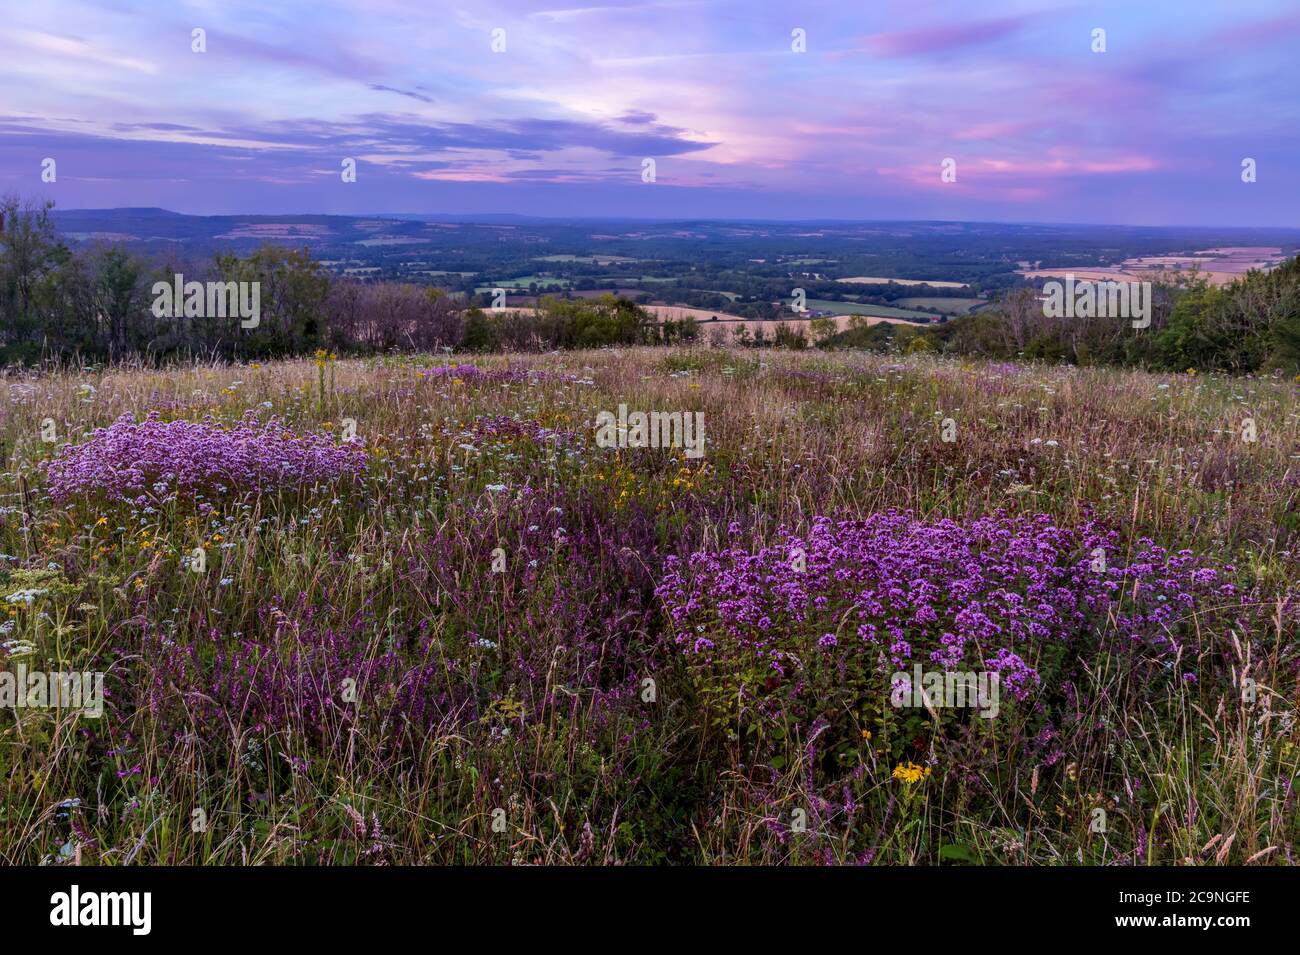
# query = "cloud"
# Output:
<box><xmin>10</xmin><ymin>28</ymin><xmax>157</xmax><ymax>73</ymax></box>
<box><xmin>369</xmin><ymin>85</ymin><xmax>436</xmax><ymax>104</ymax></box>
<box><xmin>0</xmin><ymin>0</ymin><xmax>1294</xmax><ymax>224</ymax></box>
<box><xmin>859</xmin><ymin>16</ymin><xmax>1031</xmax><ymax>57</ymax></box>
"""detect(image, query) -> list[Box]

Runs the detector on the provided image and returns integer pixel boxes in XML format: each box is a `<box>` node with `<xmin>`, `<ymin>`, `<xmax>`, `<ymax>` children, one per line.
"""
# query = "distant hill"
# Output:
<box><xmin>49</xmin><ymin>208</ymin><xmax>1300</xmax><ymax>247</ymax></box>
<box><xmin>42</xmin><ymin>208</ymin><xmax>1300</xmax><ymax>294</ymax></box>
<box><xmin>50</xmin><ymin>208</ymin><xmax>424</xmax><ymax>251</ymax></box>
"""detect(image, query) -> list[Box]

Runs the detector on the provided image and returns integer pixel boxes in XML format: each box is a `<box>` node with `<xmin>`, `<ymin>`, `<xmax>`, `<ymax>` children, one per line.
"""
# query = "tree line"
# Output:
<box><xmin>0</xmin><ymin>196</ymin><xmax>680</xmax><ymax>364</ymax></box>
<box><xmin>820</xmin><ymin>262</ymin><xmax>1300</xmax><ymax>374</ymax></box>
<box><xmin>3</xmin><ymin>194</ymin><xmax>1295</xmax><ymax>372</ymax></box>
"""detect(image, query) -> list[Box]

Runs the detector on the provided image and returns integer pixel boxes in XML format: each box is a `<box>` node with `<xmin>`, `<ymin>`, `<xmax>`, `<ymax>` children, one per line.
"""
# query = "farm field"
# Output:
<box><xmin>785</xmin><ymin>298</ymin><xmax>937</xmax><ymax>320</ymax></box>
<box><xmin>475</xmin><ymin>277</ymin><xmax>572</xmax><ymax>293</ymax></box>
<box><xmin>643</xmin><ymin>309</ymin><xmax>910</xmax><ymax>338</ymax></box>
<box><xmin>535</xmin><ymin>255</ymin><xmax>643</xmax><ymax>264</ymax></box>
<box><xmin>837</xmin><ymin>276</ymin><xmax>970</xmax><ymax>288</ymax></box>
<box><xmin>1</xmin><ymin>348</ymin><xmax>1295</xmax><ymax>865</ymax></box>
<box><xmin>895</xmin><ymin>297</ymin><xmax>988</xmax><ymax>315</ymax></box>
<box><xmin>1017</xmin><ymin>247</ymin><xmax>1288</xmax><ymax>288</ymax></box>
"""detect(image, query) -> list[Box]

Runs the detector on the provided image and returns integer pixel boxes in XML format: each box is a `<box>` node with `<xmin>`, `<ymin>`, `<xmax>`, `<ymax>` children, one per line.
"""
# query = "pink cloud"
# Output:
<box><xmin>880</xmin><ymin>153</ymin><xmax>1162</xmax><ymax>193</ymax></box>
<box><xmin>860</xmin><ymin>16</ymin><xmax>1030</xmax><ymax>57</ymax></box>
<box><xmin>952</xmin><ymin>121</ymin><xmax>1034</xmax><ymax>141</ymax></box>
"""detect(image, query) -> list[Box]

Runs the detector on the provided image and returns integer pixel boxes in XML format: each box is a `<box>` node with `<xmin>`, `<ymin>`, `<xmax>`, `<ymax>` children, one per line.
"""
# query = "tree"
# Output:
<box><xmin>462</xmin><ymin>308</ymin><xmax>499</xmax><ymax>352</ymax></box>
<box><xmin>216</xmin><ymin>244</ymin><xmax>329</xmax><ymax>356</ymax></box>
<box><xmin>89</xmin><ymin>245</ymin><xmax>144</xmax><ymax>356</ymax></box>
<box><xmin>809</xmin><ymin>316</ymin><xmax>837</xmax><ymax>347</ymax></box>
<box><xmin>0</xmin><ymin>195</ymin><xmax>71</xmax><ymax>360</ymax></box>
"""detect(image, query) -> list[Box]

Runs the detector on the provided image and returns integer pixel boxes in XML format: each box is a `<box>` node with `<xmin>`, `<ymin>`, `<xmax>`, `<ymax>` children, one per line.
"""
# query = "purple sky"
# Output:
<box><xmin>2</xmin><ymin>0</ymin><xmax>1297</xmax><ymax>225</ymax></box>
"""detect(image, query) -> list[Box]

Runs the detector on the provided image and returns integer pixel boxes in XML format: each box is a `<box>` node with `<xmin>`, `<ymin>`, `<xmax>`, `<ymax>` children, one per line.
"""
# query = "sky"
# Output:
<box><xmin>1</xmin><ymin>0</ymin><xmax>1297</xmax><ymax>225</ymax></box>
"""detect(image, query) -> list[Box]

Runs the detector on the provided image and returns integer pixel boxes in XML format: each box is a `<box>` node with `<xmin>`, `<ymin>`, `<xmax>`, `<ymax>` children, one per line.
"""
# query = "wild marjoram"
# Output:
<box><xmin>890</xmin><ymin>665</ymin><xmax>1000</xmax><ymax>719</ymax></box>
<box><xmin>595</xmin><ymin>404</ymin><xmax>705</xmax><ymax>459</ymax></box>
<box><xmin>151</xmin><ymin>274</ymin><xmax>261</xmax><ymax>328</ymax></box>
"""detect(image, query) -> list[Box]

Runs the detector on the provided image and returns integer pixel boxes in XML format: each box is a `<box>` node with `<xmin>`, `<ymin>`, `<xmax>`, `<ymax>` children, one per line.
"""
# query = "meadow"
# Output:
<box><xmin>1</xmin><ymin>348</ymin><xmax>1296</xmax><ymax>865</ymax></box>
<box><xmin>783</xmin><ymin>298</ymin><xmax>937</xmax><ymax>320</ymax></box>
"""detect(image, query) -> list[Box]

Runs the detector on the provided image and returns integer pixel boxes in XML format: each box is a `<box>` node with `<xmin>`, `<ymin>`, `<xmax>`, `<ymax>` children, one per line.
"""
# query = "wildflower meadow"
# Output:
<box><xmin>1</xmin><ymin>348</ymin><xmax>1295</xmax><ymax>866</ymax></box>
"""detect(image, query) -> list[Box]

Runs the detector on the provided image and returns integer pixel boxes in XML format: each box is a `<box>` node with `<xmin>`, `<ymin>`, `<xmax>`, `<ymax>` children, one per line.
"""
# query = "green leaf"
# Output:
<box><xmin>939</xmin><ymin>843</ymin><xmax>976</xmax><ymax>863</ymax></box>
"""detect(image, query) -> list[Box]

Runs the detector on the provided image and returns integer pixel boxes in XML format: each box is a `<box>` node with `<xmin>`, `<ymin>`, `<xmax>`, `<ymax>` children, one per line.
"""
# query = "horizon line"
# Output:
<box><xmin>44</xmin><ymin>206</ymin><xmax>1300</xmax><ymax>234</ymax></box>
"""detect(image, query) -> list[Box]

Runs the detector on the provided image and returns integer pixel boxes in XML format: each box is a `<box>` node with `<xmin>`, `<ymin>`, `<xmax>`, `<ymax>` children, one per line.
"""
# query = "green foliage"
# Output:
<box><xmin>538</xmin><ymin>294</ymin><xmax>653</xmax><ymax>347</ymax></box>
<box><xmin>1156</xmin><ymin>257</ymin><xmax>1300</xmax><ymax>373</ymax></box>
<box><xmin>943</xmin><ymin>259</ymin><xmax>1300</xmax><ymax>373</ymax></box>
<box><xmin>461</xmin><ymin>307</ymin><xmax>500</xmax><ymax>352</ymax></box>
<box><xmin>216</xmin><ymin>244</ymin><xmax>329</xmax><ymax>357</ymax></box>
<box><xmin>0</xmin><ymin>195</ymin><xmax>73</xmax><ymax>362</ymax></box>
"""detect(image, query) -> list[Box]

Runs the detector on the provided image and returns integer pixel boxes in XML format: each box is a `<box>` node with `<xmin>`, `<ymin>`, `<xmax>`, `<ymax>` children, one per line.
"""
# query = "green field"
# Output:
<box><xmin>476</xmin><ymin>275</ymin><xmax>572</xmax><ymax>292</ymax></box>
<box><xmin>895</xmin><ymin>296</ymin><xmax>988</xmax><ymax>315</ymax></box>
<box><xmin>535</xmin><ymin>254</ymin><xmax>642</xmax><ymax>264</ymax></box>
<box><xmin>787</xmin><ymin>298</ymin><xmax>937</xmax><ymax>319</ymax></box>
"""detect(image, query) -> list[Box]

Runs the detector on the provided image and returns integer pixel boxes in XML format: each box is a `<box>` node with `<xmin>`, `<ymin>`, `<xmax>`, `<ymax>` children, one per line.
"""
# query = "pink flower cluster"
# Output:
<box><xmin>656</xmin><ymin>511</ymin><xmax>1255</xmax><ymax>702</ymax></box>
<box><xmin>43</xmin><ymin>412</ymin><xmax>367</xmax><ymax>503</ymax></box>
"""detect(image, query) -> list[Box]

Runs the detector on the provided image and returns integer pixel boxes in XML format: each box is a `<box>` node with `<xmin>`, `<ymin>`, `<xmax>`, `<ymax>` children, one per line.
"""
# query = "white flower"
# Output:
<box><xmin>6</xmin><ymin>589</ymin><xmax>48</xmax><ymax>606</ymax></box>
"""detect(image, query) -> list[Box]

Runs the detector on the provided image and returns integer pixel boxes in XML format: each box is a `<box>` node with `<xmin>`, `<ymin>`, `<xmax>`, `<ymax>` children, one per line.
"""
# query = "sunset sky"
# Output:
<box><xmin>2</xmin><ymin>0</ymin><xmax>1297</xmax><ymax>224</ymax></box>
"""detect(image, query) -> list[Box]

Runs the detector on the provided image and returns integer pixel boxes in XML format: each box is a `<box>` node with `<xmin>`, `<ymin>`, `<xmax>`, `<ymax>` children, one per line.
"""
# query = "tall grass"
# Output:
<box><xmin>0</xmin><ymin>349</ymin><xmax>1295</xmax><ymax>864</ymax></box>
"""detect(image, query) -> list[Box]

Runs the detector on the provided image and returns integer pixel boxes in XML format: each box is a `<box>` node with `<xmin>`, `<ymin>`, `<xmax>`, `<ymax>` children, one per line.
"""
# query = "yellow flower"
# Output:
<box><xmin>861</xmin><ymin>729</ymin><xmax>872</xmax><ymax>740</ymax></box>
<box><xmin>892</xmin><ymin>761</ymin><xmax>930</xmax><ymax>784</ymax></box>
